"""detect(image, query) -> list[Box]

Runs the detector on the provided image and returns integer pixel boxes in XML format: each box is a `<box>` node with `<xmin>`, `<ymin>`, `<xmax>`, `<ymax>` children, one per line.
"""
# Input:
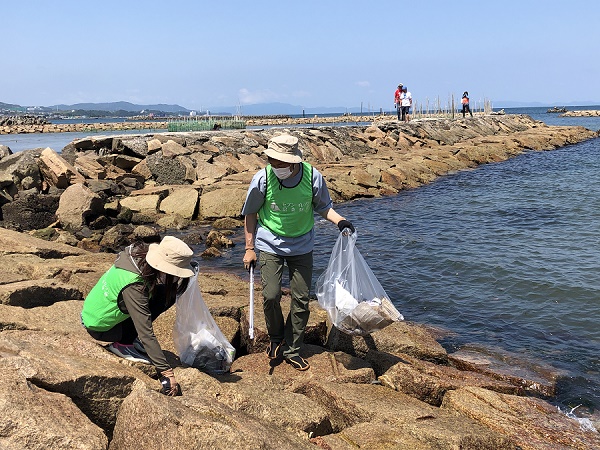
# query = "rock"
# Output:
<box><xmin>1</xmin><ymin>192</ymin><xmax>59</xmax><ymax>231</ymax></box>
<box><xmin>199</xmin><ymin>188</ymin><xmax>246</xmax><ymax>219</ymax></box>
<box><xmin>0</xmin><ymin>226</ymin><xmax>87</xmax><ymax>257</ymax></box>
<box><xmin>146</xmin><ymin>152</ymin><xmax>187</xmax><ymax>185</ymax></box>
<box><xmin>120</xmin><ymin>194</ymin><xmax>160</xmax><ymax>213</ymax></box>
<box><xmin>441</xmin><ymin>387</ymin><xmax>600</xmax><ymax>450</ymax></box>
<box><xmin>448</xmin><ymin>344</ymin><xmax>561</xmax><ymax>398</ymax></box>
<box><xmin>112</xmin><ymin>136</ymin><xmax>150</xmax><ymax>158</ymax></box>
<box><xmin>0</xmin><ymin>144</ymin><xmax>12</xmax><ymax>159</ymax></box>
<box><xmin>212</xmin><ymin>217</ymin><xmax>243</xmax><ymax>229</ymax></box>
<box><xmin>132</xmin><ymin>225</ymin><xmax>161</xmax><ymax>242</ymax></box>
<box><xmin>110</xmin><ymin>384</ymin><xmax>316</xmax><ymax>450</ymax></box>
<box><xmin>194</xmin><ymin>159</ymin><xmax>229</xmax><ymax>184</ymax></box>
<box><xmin>177</xmin><ymin>367</ymin><xmax>335</xmax><ymax>435</ymax></box>
<box><xmin>0</xmin><ymin>330</ymin><xmax>157</xmax><ymax>436</ymax></box>
<box><xmin>296</xmin><ymin>380</ymin><xmax>516</xmax><ymax>449</ymax></box>
<box><xmin>99</xmin><ymin>223</ymin><xmax>136</xmax><ymax>252</ymax></box>
<box><xmin>38</xmin><ymin>147</ymin><xmax>86</xmax><ymax>188</ymax></box>
<box><xmin>326</xmin><ymin>320</ymin><xmax>448</xmax><ymax>363</ymax></box>
<box><xmin>0</xmin><ymin>366</ymin><xmax>108</xmax><ymax>450</ymax></box>
<box><xmin>373</xmin><ymin>350</ymin><xmax>522</xmax><ymax>406</ymax></box>
<box><xmin>200</xmin><ymin>247</ymin><xmax>221</xmax><ymax>258</ymax></box>
<box><xmin>161</xmin><ymin>139</ymin><xmax>189</xmax><ymax>157</ymax></box>
<box><xmin>156</xmin><ymin>213</ymin><xmax>190</xmax><ymax>229</ymax></box>
<box><xmin>147</xmin><ymin>138</ymin><xmax>162</xmax><ymax>153</ymax></box>
<box><xmin>205</xmin><ymin>229</ymin><xmax>234</xmax><ymax>248</ymax></box>
<box><xmin>0</xmin><ymin>279</ymin><xmax>83</xmax><ymax>307</ymax></box>
<box><xmin>158</xmin><ymin>187</ymin><xmax>199</xmax><ymax>219</ymax></box>
<box><xmin>75</xmin><ymin>154</ymin><xmax>107</xmax><ymax>179</ymax></box>
<box><xmin>56</xmin><ymin>183</ymin><xmax>104</xmax><ymax>232</ymax></box>
<box><xmin>231</xmin><ymin>344</ymin><xmax>376</xmax><ymax>385</ymax></box>
<box><xmin>0</xmin><ymin>148</ymin><xmax>43</xmax><ymax>191</ymax></box>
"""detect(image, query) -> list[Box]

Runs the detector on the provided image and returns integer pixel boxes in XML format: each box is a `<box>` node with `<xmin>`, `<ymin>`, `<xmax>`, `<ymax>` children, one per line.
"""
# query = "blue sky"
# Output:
<box><xmin>4</xmin><ymin>0</ymin><xmax>599</xmax><ymax>111</ymax></box>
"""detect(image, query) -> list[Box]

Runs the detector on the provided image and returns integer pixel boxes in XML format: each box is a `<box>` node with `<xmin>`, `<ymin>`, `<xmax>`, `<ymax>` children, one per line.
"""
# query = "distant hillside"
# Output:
<box><xmin>50</xmin><ymin>101</ymin><xmax>190</xmax><ymax>113</ymax></box>
<box><xmin>0</xmin><ymin>102</ymin><xmax>26</xmax><ymax>112</ymax></box>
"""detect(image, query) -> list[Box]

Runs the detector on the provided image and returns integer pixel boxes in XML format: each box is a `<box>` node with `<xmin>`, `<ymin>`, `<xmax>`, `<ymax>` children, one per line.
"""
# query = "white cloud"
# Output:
<box><xmin>238</xmin><ymin>88</ymin><xmax>282</xmax><ymax>104</ymax></box>
<box><xmin>355</xmin><ymin>81</ymin><xmax>370</xmax><ymax>88</ymax></box>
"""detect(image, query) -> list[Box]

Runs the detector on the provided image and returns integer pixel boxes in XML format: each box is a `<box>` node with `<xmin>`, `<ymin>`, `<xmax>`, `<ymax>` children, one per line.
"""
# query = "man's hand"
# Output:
<box><xmin>337</xmin><ymin>219</ymin><xmax>355</xmax><ymax>234</ymax></box>
<box><xmin>243</xmin><ymin>249</ymin><xmax>257</xmax><ymax>271</ymax></box>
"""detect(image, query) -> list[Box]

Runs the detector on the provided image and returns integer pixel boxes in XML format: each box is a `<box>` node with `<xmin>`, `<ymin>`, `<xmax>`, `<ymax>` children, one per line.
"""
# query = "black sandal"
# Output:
<box><xmin>285</xmin><ymin>355</ymin><xmax>310</xmax><ymax>371</ymax></box>
<box><xmin>266</xmin><ymin>341</ymin><xmax>284</xmax><ymax>359</ymax></box>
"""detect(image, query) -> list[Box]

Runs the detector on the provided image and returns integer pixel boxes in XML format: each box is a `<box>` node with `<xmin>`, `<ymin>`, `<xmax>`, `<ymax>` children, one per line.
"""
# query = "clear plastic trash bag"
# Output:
<box><xmin>173</xmin><ymin>263</ymin><xmax>235</xmax><ymax>374</ymax></box>
<box><xmin>316</xmin><ymin>231</ymin><xmax>403</xmax><ymax>336</ymax></box>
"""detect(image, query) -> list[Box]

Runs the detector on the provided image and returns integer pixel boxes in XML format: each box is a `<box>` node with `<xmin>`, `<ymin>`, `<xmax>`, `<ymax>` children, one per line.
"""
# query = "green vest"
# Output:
<box><xmin>259</xmin><ymin>162</ymin><xmax>314</xmax><ymax>238</ymax></box>
<box><xmin>81</xmin><ymin>266</ymin><xmax>143</xmax><ymax>331</ymax></box>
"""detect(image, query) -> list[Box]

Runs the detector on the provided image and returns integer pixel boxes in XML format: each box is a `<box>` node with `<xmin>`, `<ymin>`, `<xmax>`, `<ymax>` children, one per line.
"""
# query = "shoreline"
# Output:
<box><xmin>1</xmin><ymin>115</ymin><xmax>599</xmax><ymax>448</ymax></box>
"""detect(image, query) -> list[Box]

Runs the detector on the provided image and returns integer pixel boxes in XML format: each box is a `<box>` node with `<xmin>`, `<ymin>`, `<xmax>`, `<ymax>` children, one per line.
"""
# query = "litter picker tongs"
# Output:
<box><xmin>248</xmin><ymin>262</ymin><xmax>255</xmax><ymax>340</ymax></box>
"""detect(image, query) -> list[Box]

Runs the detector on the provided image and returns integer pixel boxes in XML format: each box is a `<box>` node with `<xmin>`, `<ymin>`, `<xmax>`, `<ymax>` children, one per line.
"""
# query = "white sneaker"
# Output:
<box><xmin>107</xmin><ymin>342</ymin><xmax>151</xmax><ymax>364</ymax></box>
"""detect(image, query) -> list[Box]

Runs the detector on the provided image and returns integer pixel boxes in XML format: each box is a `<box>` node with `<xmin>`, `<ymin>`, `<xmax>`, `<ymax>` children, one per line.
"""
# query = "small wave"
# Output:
<box><xmin>558</xmin><ymin>405</ymin><xmax>598</xmax><ymax>432</ymax></box>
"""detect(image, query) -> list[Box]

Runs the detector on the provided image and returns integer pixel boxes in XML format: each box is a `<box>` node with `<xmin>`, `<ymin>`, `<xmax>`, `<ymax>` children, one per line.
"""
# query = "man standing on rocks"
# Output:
<box><xmin>241</xmin><ymin>134</ymin><xmax>354</xmax><ymax>371</ymax></box>
<box><xmin>394</xmin><ymin>83</ymin><xmax>403</xmax><ymax>120</ymax></box>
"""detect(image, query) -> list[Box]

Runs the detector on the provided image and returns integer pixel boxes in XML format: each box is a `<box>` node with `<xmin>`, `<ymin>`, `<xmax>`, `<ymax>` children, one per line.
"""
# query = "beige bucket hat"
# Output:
<box><xmin>263</xmin><ymin>134</ymin><xmax>302</xmax><ymax>164</ymax></box>
<box><xmin>146</xmin><ymin>236</ymin><xmax>194</xmax><ymax>278</ymax></box>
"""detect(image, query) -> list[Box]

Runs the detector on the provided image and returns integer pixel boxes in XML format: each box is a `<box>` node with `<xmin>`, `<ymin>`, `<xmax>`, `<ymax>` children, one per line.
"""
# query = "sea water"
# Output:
<box><xmin>319</xmin><ymin>136</ymin><xmax>600</xmax><ymax>414</ymax></box>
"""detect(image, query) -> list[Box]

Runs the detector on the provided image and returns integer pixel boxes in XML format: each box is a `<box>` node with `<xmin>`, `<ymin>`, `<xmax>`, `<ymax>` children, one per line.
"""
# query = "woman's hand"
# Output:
<box><xmin>160</xmin><ymin>368</ymin><xmax>182</xmax><ymax>396</ymax></box>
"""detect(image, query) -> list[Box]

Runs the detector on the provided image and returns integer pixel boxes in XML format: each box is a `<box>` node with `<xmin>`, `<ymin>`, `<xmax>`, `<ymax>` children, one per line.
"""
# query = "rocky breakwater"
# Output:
<box><xmin>0</xmin><ymin>115</ymin><xmax>597</xmax><ymax>254</ymax></box>
<box><xmin>560</xmin><ymin>109</ymin><xmax>600</xmax><ymax>118</ymax></box>
<box><xmin>0</xmin><ymin>116</ymin><xmax>169</xmax><ymax>134</ymax></box>
<box><xmin>0</xmin><ymin>115</ymin><xmax>599</xmax><ymax>449</ymax></box>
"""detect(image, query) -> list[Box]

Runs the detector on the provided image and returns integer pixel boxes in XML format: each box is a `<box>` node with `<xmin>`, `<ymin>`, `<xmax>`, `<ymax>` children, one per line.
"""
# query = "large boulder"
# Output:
<box><xmin>0</xmin><ymin>144</ymin><xmax>12</xmax><ymax>160</ymax></box>
<box><xmin>0</xmin><ymin>366</ymin><xmax>108</xmax><ymax>450</ymax></box>
<box><xmin>326</xmin><ymin>320</ymin><xmax>448</xmax><ymax>363</ymax></box>
<box><xmin>38</xmin><ymin>147</ymin><xmax>86</xmax><ymax>188</ymax></box>
<box><xmin>56</xmin><ymin>183</ymin><xmax>104</xmax><ymax>232</ymax></box>
<box><xmin>110</xmin><ymin>384</ymin><xmax>316</xmax><ymax>450</ymax></box>
<box><xmin>159</xmin><ymin>187</ymin><xmax>199</xmax><ymax>219</ymax></box>
<box><xmin>296</xmin><ymin>380</ymin><xmax>516</xmax><ymax>449</ymax></box>
<box><xmin>441</xmin><ymin>387</ymin><xmax>600</xmax><ymax>450</ymax></box>
<box><xmin>146</xmin><ymin>153</ymin><xmax>187</xmax><ymax>185</ymax></box>
<box><xmin>0</xmin><ymin>148</ymin><xmax>43</xmax><ymax>191</ymax></box>
<box><xmin>112</xmin><ymin>136</ymin><xmax>150</xmax><ymax>158</ymax></box>
<box><xmin>0</xmin><ymin>192</ymin><xmax>60</xmax><ymax>231</ymax></box>
<box><xmin>199</xmin><ymin>188</ymin><xmax>246</xmax><ymax>219</ymax></box>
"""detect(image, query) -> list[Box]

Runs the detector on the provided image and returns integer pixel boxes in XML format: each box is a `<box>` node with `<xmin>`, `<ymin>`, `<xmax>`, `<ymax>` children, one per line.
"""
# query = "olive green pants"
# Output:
<box><xmin>259</xmin><ymin>251</ymin><xmax>313</xmax><ymax>358</ymax></box>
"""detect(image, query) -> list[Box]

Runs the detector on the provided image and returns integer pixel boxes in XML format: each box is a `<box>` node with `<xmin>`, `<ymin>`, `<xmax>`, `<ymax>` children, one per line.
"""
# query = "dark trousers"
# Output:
<box><xmin>259</xmin><ymin>251</ymin><xmax>313</xmax><ymax>358</ymax></box>
<box><xmin>462</xmin><ymin>104</ymin><xmax>473</xmax><ymax>117</ymax></box>
<box><xmin>85</xmin><ymin>285</ymin><xmax>170</xmax><ymax>344</ymax></box>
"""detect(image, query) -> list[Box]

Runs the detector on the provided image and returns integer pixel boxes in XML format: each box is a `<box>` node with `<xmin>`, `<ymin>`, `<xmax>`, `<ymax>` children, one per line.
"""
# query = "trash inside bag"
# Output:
<box><xmin>316</xmin><ymin>231</ymin><xmax>403</xmax><ymax>336</ymax></box>
<box><xmin>173</xmin><ymin>264</ymin><xmax>235</xmax><ymax>374</ymax></box>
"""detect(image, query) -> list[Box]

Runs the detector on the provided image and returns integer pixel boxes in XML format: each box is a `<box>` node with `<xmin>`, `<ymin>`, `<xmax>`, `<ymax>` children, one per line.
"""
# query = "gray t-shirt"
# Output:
<box><xmin>241</xmin><ymin>164</ymin><xmax>333</xmax><ymax>256</ymax></box>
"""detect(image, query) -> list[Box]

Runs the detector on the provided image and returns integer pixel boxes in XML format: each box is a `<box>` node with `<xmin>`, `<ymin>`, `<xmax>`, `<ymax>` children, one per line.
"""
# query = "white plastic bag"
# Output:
<box><xmin>173</xmin><ymin>264</ymin><xmax>235</xmax><ymax>374</ymax></box>
<box><xmin>316</xmin><ymin>231</ymin><xmax>403</xmax><ymax>336</ymax></box>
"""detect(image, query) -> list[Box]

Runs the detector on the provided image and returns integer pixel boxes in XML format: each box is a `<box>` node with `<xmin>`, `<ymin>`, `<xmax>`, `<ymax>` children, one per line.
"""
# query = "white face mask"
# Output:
<box><xmin>272</xmin><ymin>165</ymin><xmax>294</xmax><ymax>180</ymax></box>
